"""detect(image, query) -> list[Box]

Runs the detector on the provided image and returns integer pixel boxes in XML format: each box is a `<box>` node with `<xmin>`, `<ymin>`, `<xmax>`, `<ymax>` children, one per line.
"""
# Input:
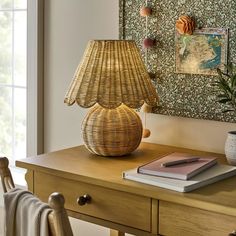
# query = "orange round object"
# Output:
<box><xmin>176</xmin><ymin>15</ymin><xmax>195</xmax><ymax>35</ymax></box>
<box><xmin>140</xmin><ymin>6</ymin><xmax>152</xmax><ymax>17</ymax></box>
<box><xmin>142</xmin><ymin>128</ymin><xmax>151</xmax><ymax>138</ymax></box>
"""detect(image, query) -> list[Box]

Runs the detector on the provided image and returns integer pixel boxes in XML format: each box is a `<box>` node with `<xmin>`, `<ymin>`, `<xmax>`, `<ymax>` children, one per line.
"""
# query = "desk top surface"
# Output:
<box><xmin>16</xmin><ymin>142</ymin><xmax>236</xmax><ymax>216</ymax></box>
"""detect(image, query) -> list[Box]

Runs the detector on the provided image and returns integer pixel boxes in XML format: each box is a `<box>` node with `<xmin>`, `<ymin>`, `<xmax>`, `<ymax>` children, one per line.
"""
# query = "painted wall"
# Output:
<box><xmin>44</xmin><ymin>0</ymin><xmax>235</xmax><ymax>235</ymax></box>
<box><xmin>44</xmin><ymin>0</ymin><xmax>235</xmax><ymax>155</ymax></box>
<box><xmin>44</xmin><ymin>0</ymin><xmax>120</xmax><ymax>152</ymax></box>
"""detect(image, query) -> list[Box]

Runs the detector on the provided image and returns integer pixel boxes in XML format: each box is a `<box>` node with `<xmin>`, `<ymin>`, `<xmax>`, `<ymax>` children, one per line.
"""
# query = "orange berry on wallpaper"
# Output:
<box><xmin>142</xmin><ymin>128</ymin><xmax>151</xmax><ymax>138</ymax></box>
<box><xmin>176</xmin><ymin>15</ymin><xmax>195</xmax><ymax>35</ymax></box>
<box><xmin>140</xmin><ymin>6</ymin><xmax>152</xmax><ymax>17</ymax></box>
<box><xmin>143</xmin><ymin>38</ymin><xmax>155</xmax><ymax>48</ymax></box>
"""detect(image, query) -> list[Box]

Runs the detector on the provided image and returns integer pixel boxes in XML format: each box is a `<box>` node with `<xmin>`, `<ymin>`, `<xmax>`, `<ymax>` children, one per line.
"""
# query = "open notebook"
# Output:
<box><xmin>123</xmin><ymin>164</ymin><xmax>236</xmax><ymax>192</ymax></box>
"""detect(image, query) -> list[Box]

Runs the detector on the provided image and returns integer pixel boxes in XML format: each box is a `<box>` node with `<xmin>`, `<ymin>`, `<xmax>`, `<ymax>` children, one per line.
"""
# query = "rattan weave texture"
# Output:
<box><xmin>82</xmin><ymin>104</ymin><xmax>143</xmax><ymax>156</ymax></box>
<box><xmin>64</xmin><ymin>40</ymin><xmax>158</xmax><ymax>109</ymax></box>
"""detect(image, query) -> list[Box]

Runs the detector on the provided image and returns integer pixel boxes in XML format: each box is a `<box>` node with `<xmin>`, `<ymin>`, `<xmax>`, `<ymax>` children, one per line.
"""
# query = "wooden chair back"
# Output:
<box><xmin>0</xmin><ymin>157</ymin><xmax>73</xmax><ymax>236</ymax></box>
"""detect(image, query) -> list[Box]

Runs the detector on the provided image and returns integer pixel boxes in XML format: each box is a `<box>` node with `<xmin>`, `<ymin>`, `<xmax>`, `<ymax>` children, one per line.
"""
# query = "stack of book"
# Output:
<box><xmin>123</xmin><ymin>152</ymin><xmax>236</xmax><ymax>192</ymax></box>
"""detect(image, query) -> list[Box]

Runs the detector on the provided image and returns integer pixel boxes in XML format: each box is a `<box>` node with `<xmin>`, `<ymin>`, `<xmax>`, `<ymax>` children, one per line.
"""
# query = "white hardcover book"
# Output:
<box><xmin>123</xmin><ymin>164</ymin><xmax>236</xmax><ymax>192</ymax></box>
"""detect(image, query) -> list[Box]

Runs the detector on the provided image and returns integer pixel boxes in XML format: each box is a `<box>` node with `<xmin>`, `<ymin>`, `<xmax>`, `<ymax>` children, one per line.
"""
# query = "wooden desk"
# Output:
<box><xmin>16</xmin><ymin>142</ymin><xmax>236</xmax><ymax>236</ymax></box>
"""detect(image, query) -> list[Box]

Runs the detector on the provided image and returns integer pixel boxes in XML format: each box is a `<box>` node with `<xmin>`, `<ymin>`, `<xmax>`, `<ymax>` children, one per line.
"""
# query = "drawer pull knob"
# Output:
<box><xmin>229</xmin><ymin>231</ymin><xmax>236</xmax><ymax>236</ymax></box>
<box><xmin>77</xmin><ymin>194</ymin><xmax>91</xmax><ymax>206</ymax></box>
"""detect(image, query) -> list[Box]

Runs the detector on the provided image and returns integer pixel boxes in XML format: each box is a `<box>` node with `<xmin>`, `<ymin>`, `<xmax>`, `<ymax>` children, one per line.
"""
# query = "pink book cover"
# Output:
<box><xmin>137</xmin><ymin>152</ymin><xmax>217</xmax><ymax>180</ymax></box>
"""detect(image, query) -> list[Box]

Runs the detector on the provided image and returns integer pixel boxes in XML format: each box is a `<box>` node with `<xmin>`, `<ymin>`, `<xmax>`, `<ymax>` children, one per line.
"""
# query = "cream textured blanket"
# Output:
<box><xmin>4</xmin><ymin>188</ymin><xmax>52</xmax><ymax>236</ymax></box>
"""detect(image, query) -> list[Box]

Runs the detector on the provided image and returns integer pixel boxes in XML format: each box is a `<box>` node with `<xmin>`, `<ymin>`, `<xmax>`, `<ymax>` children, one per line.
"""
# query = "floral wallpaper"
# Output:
<box><xmin>119</xmin><ymin>0</ymin><xmax>236</xmax><ymax>122</ymax></box>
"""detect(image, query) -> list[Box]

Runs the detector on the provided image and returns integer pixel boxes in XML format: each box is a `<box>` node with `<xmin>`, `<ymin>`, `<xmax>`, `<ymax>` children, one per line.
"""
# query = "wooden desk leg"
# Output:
<box><xmin>110</xmin><ymin>229</ymin><xmax>125</xmax><ymax>236</ymax></box>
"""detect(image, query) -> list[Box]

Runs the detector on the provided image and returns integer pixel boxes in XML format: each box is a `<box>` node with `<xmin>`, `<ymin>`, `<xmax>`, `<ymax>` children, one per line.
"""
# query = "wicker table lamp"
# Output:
<box><xmin>64</xmin><ymin>40</ymin><xmax>158</xmax><ymax>156</ymax></box>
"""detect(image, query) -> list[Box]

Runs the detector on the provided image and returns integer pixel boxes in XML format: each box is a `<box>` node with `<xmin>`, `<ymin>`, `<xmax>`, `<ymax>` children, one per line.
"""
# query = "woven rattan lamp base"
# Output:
<box><xmin>82</xmin><ymin>104</ymin><xmax>143</xmax><ymax>156</ymax></box>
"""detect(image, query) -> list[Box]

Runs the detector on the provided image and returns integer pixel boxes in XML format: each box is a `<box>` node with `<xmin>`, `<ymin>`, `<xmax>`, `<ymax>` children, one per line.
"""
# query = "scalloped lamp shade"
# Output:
<box><xmin>65</xmin><ymin>40</ymin><xmax>158</xmax><ymax>156</ymax></box>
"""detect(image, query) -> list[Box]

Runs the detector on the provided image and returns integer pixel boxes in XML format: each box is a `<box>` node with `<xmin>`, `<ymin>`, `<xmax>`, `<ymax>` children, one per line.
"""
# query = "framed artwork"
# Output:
<box><xmin>176</xmin><ymin>28</ymin><xmax>228</xmax><ymax>75</ymax></box>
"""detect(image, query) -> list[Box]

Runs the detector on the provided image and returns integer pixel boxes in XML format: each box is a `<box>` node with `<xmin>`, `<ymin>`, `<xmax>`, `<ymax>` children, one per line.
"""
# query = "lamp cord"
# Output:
<box><xmin>145</xmin><ymin>0</ymin><xmax>148</xmax><ymax>128</ymax></box>
<box><xmin>144</xmin><ymin>112</ymin><xmax>147</xmax><ymax>129</ymax></box>
<box><xmin>145</xmin><ymin>0</ymin><xmax>148</xmax><ymax>65</ymax></box>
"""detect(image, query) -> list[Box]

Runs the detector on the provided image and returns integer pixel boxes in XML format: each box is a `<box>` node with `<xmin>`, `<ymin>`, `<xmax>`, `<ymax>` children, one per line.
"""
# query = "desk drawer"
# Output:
<box><xmin>34</xmin><ymin>171</ymin><xmax>151</xmax><ymax>231</ymax></box>
<box><xmin>159</xmin><ymin>201</ymin><xmax>236</xmax><ymax>236</ymax></box>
